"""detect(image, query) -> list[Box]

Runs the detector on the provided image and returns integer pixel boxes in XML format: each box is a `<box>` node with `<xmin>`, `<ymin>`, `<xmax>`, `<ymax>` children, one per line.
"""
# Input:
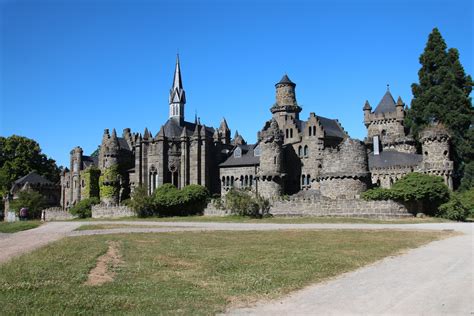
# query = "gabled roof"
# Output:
<box><xmin>161</xmin><ymin>119</ymin><xmax>215</xmax><ymax>138</ymax></box>
<box><xmin>373</xmin><ymin>90</ymin><xmax>396</xmax><ymax>114</ymax></box>
<box><xmin>14</xmin><ymin>172</ymin><xmax>53</xmax><ymax>185</ymax></box>
<box><xmin>220</xmin><ymin>144</ymin><xmax>260</xmax><ymax>167</ymax></box>
<box><xmin>368</xmin><ymin>150</ymin><xmax>422</xmax><ymax>169</ymax></box>
<box><xmin>297</xmin><ymin>116</ymin><xmax>346</xmax><ymax>139</ymax></box>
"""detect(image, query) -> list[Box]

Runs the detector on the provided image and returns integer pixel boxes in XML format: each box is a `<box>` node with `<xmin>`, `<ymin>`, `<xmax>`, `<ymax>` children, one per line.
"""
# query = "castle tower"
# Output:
<box><xmin>270</xmin><ymin>75</ymin><xmax>302</xmax><ymax>128</ymax></box>
<box><xmin>169</xmin><ymin>54</ymin><xmax>186</xmax><ymax>125</ymax></box>
<box><xmin>420</xmin><ymin>123</ymin><xmax>453</xmax><ymax>189</ymax></box>
<box><xmin>99</xmin><ymin>128</ymin><xmax>120</xmax><ymax>205</ymax></box>
<box><xmin>70</xmin><ymin>146</ymin><xmax>83</xmax><ymax>205</ymax></box>
<box><xmin>257</xmin><ymin>119</ymin><xmax>284</xmax><ymax>199</ymax></box>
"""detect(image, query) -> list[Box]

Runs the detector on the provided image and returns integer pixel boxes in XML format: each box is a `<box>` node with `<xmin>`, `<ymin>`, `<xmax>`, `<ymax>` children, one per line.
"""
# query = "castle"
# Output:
<box><xmin>60</xmin><ymin>57</ymin><xmax>454</xmax><ymax>208</ymax></box>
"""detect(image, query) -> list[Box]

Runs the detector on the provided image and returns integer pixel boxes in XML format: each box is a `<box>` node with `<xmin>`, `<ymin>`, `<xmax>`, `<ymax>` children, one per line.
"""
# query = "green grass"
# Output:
<box><xmin>75</xmin><ymin>224</ymin><xmax>166</xmax><ymax>231</ymax></box>
<box><xmin>0</xmin><ymin>221</ymin><xmax>41</xmax><ymax>233</ymax></box>
<box><xmin>72</xmin><ymin>214</ymin><xmax>452</xmax><ymax>224</ymax></box>
<box><xmin>0</xmin><ymin>229</ymin><xmax>449</xmax><ymax>314</ymax></box>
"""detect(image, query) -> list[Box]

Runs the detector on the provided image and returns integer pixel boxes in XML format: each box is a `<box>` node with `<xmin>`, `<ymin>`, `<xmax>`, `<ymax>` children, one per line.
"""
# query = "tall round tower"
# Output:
<box><xmin>99</xmin><ymin>128</ymin><xmax>120</xmax><ymax>205</ymax></box>
<box><xmin>70</xmin><ymin>146</ymin><xmax>83</xmax><ymax>205</ymax></box>
<box><xmin>270</xmin><ymin>75</ymin><xmax>302</xmax><ymax>127</ymax></box>
<box><xmin>257</xmin><ymin>119</ymin><xmax>284</xmax><ymax>199</ymax></box>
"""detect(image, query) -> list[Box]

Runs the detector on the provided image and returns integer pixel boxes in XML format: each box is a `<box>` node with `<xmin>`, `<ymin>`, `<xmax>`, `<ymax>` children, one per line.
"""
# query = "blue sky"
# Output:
<box><xmin>1</xmin><ymin>0</ymin><xmax>472</xmax><ymax>167</ymax></box>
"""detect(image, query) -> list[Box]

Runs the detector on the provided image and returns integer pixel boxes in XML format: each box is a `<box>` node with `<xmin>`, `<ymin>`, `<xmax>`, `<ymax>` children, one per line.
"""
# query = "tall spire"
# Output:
<box><xmin>169</xmin><ymin>54</ymin><xmax>186</xmax><ymax>124</ymax></box>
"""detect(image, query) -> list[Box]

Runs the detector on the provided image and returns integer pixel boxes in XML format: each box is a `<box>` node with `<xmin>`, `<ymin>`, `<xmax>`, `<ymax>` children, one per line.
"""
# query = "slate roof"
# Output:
<box><xmin>373</xmin><ymin>90</ymin><xmax>396</xmax><ymax>114</ymax></box>
<box><xmin>14</xmin><ymin>172</ymin><xmax>53</xmax><ymax>185</ymax></box>
<box><xmin>82</xmin><ymin>155</ymin><xmax>98</xmax><ymax>168</ymax></box>
<box><xmin>276</xmin><ymin>74</ymin><xmax>295</xmax><ymax>86</ymax></box>
<box><xmin>162</xmin><ymin>119</ymin><xmax>215</xmax><ymax>138</ymax></box>
<box><xmin>220</xmin><ymin>144</ymin><xmax>260</xmax><ymax>167</ymax></box>
<box><xmin>368</xmin><ymin>150</ymin><xmax>422</xmax><ymax>169</ymax></box>
<box><xmin>296</xmin><ymin>116</ymin><xmax>346</xmax><ymax>139</ymax></box>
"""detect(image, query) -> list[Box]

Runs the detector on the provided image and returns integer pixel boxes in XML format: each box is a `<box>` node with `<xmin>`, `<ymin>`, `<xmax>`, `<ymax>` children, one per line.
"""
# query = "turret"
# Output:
<box><xmin>363</xmin><ymin>100</ymin><xmax>372</xmax><ymax>127</ymax></box>
<box><xmin>257</xmin><ymin>119</ymin><xmax>284</xmax><ymax>199</ymax></box>
<box><xmin>99</xmin><ymin>128</ymin><xmax>120</xmax><ymax>169</ymax></box>
<box><xmin>396</xmin><ymin>96</ymin><xmax>405</xmax><ymax>120</ymax></box>
<box><xmin>169</xmin><ymin>54</ymin><xmax>186</xmax><ymax>125</ymax></box>
<box><xmin>98</xmin><ymin>128</ymin><xmax>120</xmax><ymax>205</ymax></box>
<box><xmin>70</xmin><ymin>146</ymin><xmax>83</xmax><ymax>205</ymax></box>
<box><xmin>218</xmin><ymin>118</ymin><xmax>231</xmax><ymax>144</ymax></box>
<box><xmin>270</xmin><ymin>74</ymin><xmax>302</xmax><ymax>127</ymax></box>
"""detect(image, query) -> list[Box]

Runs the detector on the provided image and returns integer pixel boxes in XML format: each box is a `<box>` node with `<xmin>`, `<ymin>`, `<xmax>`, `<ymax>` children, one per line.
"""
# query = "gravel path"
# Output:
<box><xmin>0</xmin><ymin>221</ymin><xmax>472</xmax><ymax>315</ymax></box>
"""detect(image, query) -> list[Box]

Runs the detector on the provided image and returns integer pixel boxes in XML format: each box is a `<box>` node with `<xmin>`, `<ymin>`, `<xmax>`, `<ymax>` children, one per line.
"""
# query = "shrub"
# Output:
<box><xmin>437</xmin><ymin>196</ymin><xmax>469</xmax><ymax>221</ymax></box>
<box><xmin>390</xmin><ymin>173</ymin><xmax>450</xmax><ymax>215</ymax></box>
<box><xmin>129</xmin><ymin>185</ymin><xmax>154</xmax><ymax>217</ymax></box>
<box><xmin>361</xmin><ymin>188</ymin><xmax>393</xmax><ymax>201</ymax></box>
<box><xmin>153</xmin><ymin>184</ymin><xmax>184</xmax><ymax>216</ymax></box>
<box><xmin>10</xmin><ymin>190</ymin><xmax>48</xmax><ymax>219</ymax></box>
<box><xmin>69</xmin><ymin>197</ymin><xmax>100</xmax><ymax>218</ymax></box>
<box><xmin>181</xmin><ymin>184</ymin><xmax>210</xmax><ymax>215</ymax></box>
<box><xmin>225</xmin><ymin>189</ymin><xmax>269</xmax><ymax>218</ymax></box>
<box><xmin>455</xmin><ymin>188</ymin><xmax>474</xmax><ymax>217</ymax></box>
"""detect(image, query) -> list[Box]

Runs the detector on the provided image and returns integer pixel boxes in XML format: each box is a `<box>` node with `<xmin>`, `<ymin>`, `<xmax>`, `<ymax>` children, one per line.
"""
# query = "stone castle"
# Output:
<box><xmin>60</xmin><ymin>57</ymin><xmax>454</xmax><ymax>208</ymax></box>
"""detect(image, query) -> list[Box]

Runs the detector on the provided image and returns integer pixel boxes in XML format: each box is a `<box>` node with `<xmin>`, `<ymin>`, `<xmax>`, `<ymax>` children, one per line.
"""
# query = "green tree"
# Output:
<box><xmin>405</xmin><ymin>28</ymin><xmax>473</xmax><ymax>188</ymax></box>
<box><xmin>10</xmin><ymin>190</ymin><xmax>48</xmax><ymax>219</ymax></box>
<box><xmin>0</xmin><ymin>135</ymin><xmax>60</xmax><ymax>197</ymax></box>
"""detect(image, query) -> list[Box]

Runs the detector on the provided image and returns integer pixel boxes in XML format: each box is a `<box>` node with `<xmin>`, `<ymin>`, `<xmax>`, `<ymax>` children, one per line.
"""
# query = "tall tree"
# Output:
<box><xmin>0</xmin><ymin>135</ymin><xmax>60</xmax><ymax>196</ymax></box>
<box><xmin>406</xmin><ymin>28</ymin><xmax>473</xmax><ymax>189</ymax></box>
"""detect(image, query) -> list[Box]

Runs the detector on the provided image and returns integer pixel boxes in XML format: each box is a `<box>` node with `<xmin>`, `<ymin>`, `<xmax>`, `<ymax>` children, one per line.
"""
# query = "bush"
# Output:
<box><xmin>225</xmin><ymin>189</ymin><xmax>269</xmax><ymax>218</ymax></box>
<box><xmin>361</xmin><ymin>188</ymin><xmax>393</xmax><ymax>200</ymax></box>
<box><xmin>69</xmin><ymin>197</ymin><xmax>100</xmax><ymax>218</ymax></box>
<box><xmin>390</xmin><ymin>173</ymin><xmax>450</xmax><ymax>215</ymax></box>
<box><xmin>129</xmin><ymin>185</ymin><xmax>154</xmax><ymax>217</ymax></box>
<box><xmin>181</xmin><ymin>184</ymin><xmax>210</xmax><ymax>215</ymax></box>
<box><xmin>437</xmin><ymin>196</ymin><xmax>469</xmax><ymax>221</ymax></box>
<box><xmin>455</xmin><ymin>188</ymin><xmax>474</xmax><ymax>217</ymax></box>
<box><xmin>10</xmin><ymin>190</ymin><xmax>47</xmax><ymax>219</ymax></box>
<box><xmin>153</xmin><ymin>184</ymin><xmax>185</xmax><ymax>216</ymax></box>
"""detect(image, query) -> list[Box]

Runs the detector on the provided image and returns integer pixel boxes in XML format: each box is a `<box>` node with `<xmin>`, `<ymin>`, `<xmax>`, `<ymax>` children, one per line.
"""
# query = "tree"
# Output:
<box><xmin>405</xmin><ymin>28</ymin><xmax>473</xmax><ymax>188</ymax></box>
<box><xmin>9</xmin><ymin>190</ymin><xmax>48</xmax><ymax>219</ymax></box>
<box><xmin>0</xmin><ymin>135</ymin><xmax>60</xmax><ymax>197</ymax></box>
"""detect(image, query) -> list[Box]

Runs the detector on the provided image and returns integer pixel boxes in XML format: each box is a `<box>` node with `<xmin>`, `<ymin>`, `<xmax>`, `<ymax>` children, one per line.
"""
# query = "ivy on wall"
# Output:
<box><xmin>80</xmin><ymin>167</ymin><xmax>100</xmax><ymax>199</ymax></box>
<box><xmin>99</xmin><ymin>165</ymin><xmax>119</xmax><ymax>199</ymax></box>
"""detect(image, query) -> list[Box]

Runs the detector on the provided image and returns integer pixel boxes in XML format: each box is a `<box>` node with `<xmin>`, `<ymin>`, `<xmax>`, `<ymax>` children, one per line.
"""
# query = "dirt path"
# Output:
<box><xmin>0</xmin><ymin>221</ymin><xmax>472</xmax><ymax>315</ymax></box>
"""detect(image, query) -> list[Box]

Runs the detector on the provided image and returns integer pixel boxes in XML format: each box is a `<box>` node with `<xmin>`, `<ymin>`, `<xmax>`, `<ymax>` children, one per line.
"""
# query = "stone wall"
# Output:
<box><xmin>270</xmin><ymin>197</ymin><xmax>411</xmax><ymax>218</ymax></box>
<box><xmin>43</xmin><ymin>207</ymin><xmax>77</xmax><ymax>221</ymax></box>
<box><xmin>319</xmin><ymin>178</ymin><xmax>367</xmax><ymax>199</ymax></box>
<box><xmin>91</xmin><ymin>205</ymin><xmax>135</xmax><ymax>218</ymax></box>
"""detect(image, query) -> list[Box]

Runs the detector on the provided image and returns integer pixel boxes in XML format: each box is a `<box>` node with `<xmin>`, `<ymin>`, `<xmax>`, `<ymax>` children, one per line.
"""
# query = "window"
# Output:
<box><xmin>234</xmin><ymin>147</ymin><xmax>242</xmax><ymax>158</ymax></box>
<box><xmin>308</xmin><ymin>126</ymin><xmax>312</xmax><ymax>136</ymax></box>
<box><xmin>307</xmin><ymin>175</ymin><xmax>311</xmax><ymax>185</ymax></box>
<box><xmin>230</xmin><ymin>176</ymin><xmax>234</xmax><ymax>187</ymax></box>
<box><xmin>313</xmin><ymin>126</ymin><xmax>316</xmax><ymax>136</ymax></box>
<box><xmin>254</xmin><ymin>145</ymin><xmax>261</xmax><ymax>157</ymax></box>
<box><xmin>298</xmin><ymin>146</ymin><xmax>302</xmax><ymax>157</ymax></box>
<box><xmin>81</xmin><ymin>179</ymin><xmax>85</xmax><ymax>188</ymax></box>
<box><xmin>286</xmin><ymin>129</ymin><xmax>289</xmax><ymax>138</ymax></box>
<box><xmin>290</xmin><ymin>129</ymin><xmax>293</xmax><ymax>138</ymax></box>
<box><xmin>274</xmin><ymin>156</ymin><xmax>277</xmax><ymax>164</ymax></box>
<box><xmin>304</xmin><ymin>145</ymin><xmax>309</xmax><ymax>157</ymax></box>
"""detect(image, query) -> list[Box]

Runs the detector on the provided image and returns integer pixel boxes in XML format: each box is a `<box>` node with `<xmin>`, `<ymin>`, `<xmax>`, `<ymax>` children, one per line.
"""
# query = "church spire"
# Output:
<box><xmin>169</xmin><ymin>54</ymin><xmax>186</xmax><ymax>124</ymax></box>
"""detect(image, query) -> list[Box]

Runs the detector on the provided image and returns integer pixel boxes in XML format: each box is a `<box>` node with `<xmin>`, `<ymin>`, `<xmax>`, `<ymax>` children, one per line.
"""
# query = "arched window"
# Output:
<box><xmin>274</xmin><ymin>156</ymin><xmax>277</xmax><ymax>164</ymax></box>
<box><xmin>304</xmin><ymin>145</ymin><xmax>308</xmax><ymax>157</ymax></box>
<box><xmin>231</xmin><ymin>176</ymin><xmax>234</xmax><ymax>187</ymax></box>
<box><xmin>301</xmin><ymin>174</ymin><xmax>305</xmax><ymax>187</ymax></box>
<box><xmin>245</xmin><ymin>175</ymin><xmax>249</xmax><ymax>187</ymax></box>
<box><xmin>307</xmin><ymin>175</ymin><xmax>311</xmax><ymax>185</ymax></box>
<box><xmin>240</xmin><ymin>175</ymin><xmax>244</xmax><ymax>187</ymax></box>
<box><xmin>286</xmin><ymin>129</ymin><xmax>289</xmax><ymax>138</ymax></box>
<box><xmin>308</xmin><ymin>126</ymin><xmax>312</xmax><ymax>136</ymax></box>
<box><xmin>298</xmin><ymin>146</ymin><xmax>302</xmax><ymax>157</ymax></box>
<box><xmin>249</xmin><ymin>175</ymin><xmax>253</xmax><ymax>187</ymax></box>
<box><xmin>226</xmin><ymin>176</ymin><xmax>230</xmax><ymax>187</ymax></box>
<box><xmin>290</xmin><ymin>129</ymin><xmax>293</xmax><ymax>138</ymax></box>
<box><xmin>222</xmin><ymin>176</ymin><xmax>225</xmax><ymax>186</ymax></box>
<box><xmin>313</xmin><ymin>126</ymin><xmax>316</xmax><ymax>136</ymax></box>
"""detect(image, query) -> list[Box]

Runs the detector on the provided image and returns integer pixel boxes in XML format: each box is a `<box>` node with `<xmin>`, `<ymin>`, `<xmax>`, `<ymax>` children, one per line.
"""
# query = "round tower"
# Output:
<box><xmin>318</xmin><ymin>138</ymin><xmax>370</xmax><ymax>199</ymax></box>
<box><xmin>257</xmin><ymin>119</ymin><xmax>284</xmax><ymax>199</ymax></box>
<box><xmin>271</xmin><ymin>75</ymin><xmax>302</xmax><ymax>126</ymax></box>
<box><xmin>419</xmin><ymin>123</ymin><xmax>453</xmax><ymax>188</ymax></box>
<box><xmin>70</xmin><ymin>146</ymin><xmax>83</xmax><ymax>204</ymax></box>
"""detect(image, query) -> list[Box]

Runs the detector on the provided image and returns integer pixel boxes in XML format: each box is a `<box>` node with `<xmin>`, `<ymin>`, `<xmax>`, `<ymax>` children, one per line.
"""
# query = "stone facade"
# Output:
<box><xmin>91</xmin><ymin>205</ymin><xmax>135</xmax><ymax>219</ymax></box>
<box><xmin>59</xmin><ymin>58</ymin><xmax>455</xmax><ymax>211</ymax></box>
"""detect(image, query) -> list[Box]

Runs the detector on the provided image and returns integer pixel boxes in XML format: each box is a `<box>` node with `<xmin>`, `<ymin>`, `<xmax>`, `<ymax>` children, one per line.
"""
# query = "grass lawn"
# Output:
<box><xmin>0</xmin><ymin>229</ymin><xmax>449</xmax><ymax>314</ymax></box>
<box><xmin>75</xmin><ymin>224</ymin><xmax>166</xmax><ymax>231</ymax></box>
<box><xmin>0</xmin><ymin>221</ymin><xmax>41</xmax><ymax>233</ymax></box>
<box><xmin>73</xmin><ymin>214</ymin><xmax>452</xmax><ymax>224</ymax></box>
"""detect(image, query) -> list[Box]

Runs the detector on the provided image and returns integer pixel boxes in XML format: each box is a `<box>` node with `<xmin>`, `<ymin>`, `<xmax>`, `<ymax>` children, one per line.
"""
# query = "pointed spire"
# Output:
<box><xmin>180</xmin><ymin>126</ymin><xmax>187</xmax><ymax>138</ymax></box>
<box><xmin>276</xmin><ymin>74</ymin><xmax>296</xmax><ymax>87</ymax></box>
<box><xmin>143</xmin><ymin>127</ymin><xmax>150</xmax><ymax>140</ymax></box>
<box><xmin>363</xmin><ymin>100</ymin><xmax>372</xmax><ymax>111</ymax></box>
<box><xmin>396</xmin><ymin>96</ymin><xmax>404</xmax><ymax>106</ymax></box>
<box><xmin>219</xmin><ymin>118</ymin><xmax>230</xmax><ymax>131</ymax></box>
<box><xmin>111</xmin><ymin>128</ymin><xmax>117</xmax><ymax>139</ymax></box>
<box><xmin>172</xmin><ymin>54</ymin><xmax>183</xmax><ymax>91</ymax></box>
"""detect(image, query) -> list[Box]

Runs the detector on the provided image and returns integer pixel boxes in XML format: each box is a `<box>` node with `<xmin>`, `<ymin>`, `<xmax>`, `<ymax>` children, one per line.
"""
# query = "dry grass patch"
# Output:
<box><xmin>85</xmin><ymin>241</ymin><xmax>123</xmax><ymax>286</ymax></box>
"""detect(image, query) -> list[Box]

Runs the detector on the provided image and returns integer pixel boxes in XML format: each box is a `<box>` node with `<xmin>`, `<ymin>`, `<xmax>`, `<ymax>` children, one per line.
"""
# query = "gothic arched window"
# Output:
<box><xmin>298</xmin><ymin>146</ymin><xmax>302</xmax><ymax>157</ymax></box>
<box><xmin>304</xmin><ymin>145</ymin><xmax>309</xmax><ymax>157</ymax></box>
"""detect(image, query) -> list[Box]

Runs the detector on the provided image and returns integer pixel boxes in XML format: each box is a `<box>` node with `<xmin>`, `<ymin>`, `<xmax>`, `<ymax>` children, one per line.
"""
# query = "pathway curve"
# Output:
<box><xmin>0</xmin><ymin>221</ymin><xmax>472</xmax><ymax>315</ymax></box>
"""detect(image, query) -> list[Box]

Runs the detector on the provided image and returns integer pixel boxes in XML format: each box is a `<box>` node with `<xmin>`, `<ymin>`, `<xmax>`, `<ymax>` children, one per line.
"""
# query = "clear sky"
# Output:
<box><xmin>0</xmin><ymin>0</ymin><xmax>472</xmax><ymax>167</ymax></box>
